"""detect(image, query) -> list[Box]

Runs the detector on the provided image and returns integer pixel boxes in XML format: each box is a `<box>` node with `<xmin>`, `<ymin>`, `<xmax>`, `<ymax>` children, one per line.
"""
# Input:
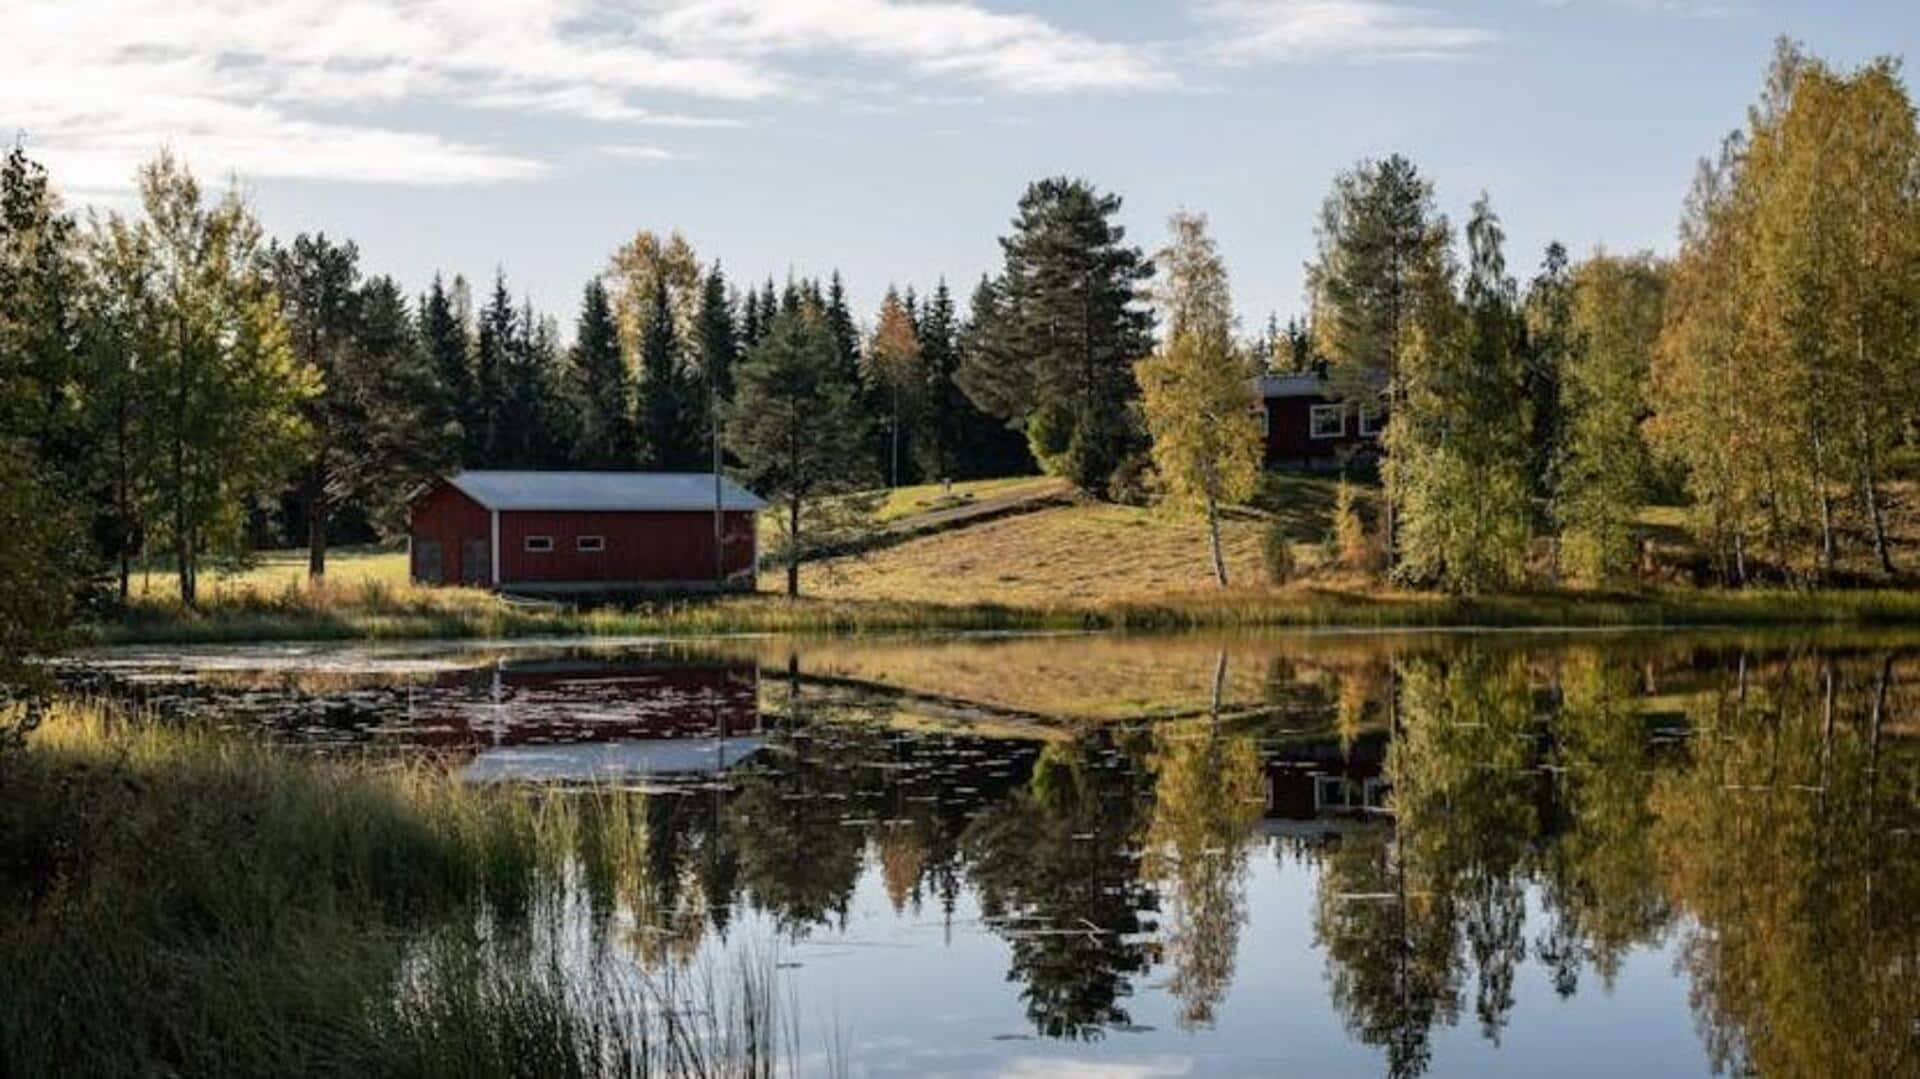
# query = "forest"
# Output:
<box><xmin>2</xmin><ymin>40</ymin><xmax>1919</xmax><ymax>670</ymax></box>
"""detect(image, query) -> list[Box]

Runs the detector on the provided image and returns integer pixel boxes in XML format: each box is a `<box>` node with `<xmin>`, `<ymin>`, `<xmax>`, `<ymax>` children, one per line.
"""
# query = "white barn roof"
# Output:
<box><xmin>446</xmin><ymin>471</ymin><xmax>768</xmax><ymax>513</ymax></box>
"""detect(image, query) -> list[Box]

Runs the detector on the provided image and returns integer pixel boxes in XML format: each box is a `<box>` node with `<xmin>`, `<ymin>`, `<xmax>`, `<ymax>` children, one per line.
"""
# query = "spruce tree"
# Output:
<box><xmin>568</xmin><ymin>278</ymin><xmax>635</xmax><ymax>468</ymax></box>
<box><xmin>472</xmin><ymin>274</ymin><xmax>516</xmax><ymax>467</ymax></box>
<box><xmin>726</xmin><ymin>306</ymin><xmax>876</xmax><ymax>596</ymax></box>
<box><xmin>955</xmin><ymin>177</ymin><xmax>1154</xmax><ymax>496</ymax></box>
<box><xmin>418</xmin><ymin>274</ymin><xmax>475</xmax><ymax>466</ymax></box>
<box><xmin>695</xmin><ymin>262</ymin><xmax>738</xmax><ymax>465</ymax></box>
<box><xmin>637</xmin><ymin>275</ymin><xmax>694</xmax><ymax>469</ymax></box>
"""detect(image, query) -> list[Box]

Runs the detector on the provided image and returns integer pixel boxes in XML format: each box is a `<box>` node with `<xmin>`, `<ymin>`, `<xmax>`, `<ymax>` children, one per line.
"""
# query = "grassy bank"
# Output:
<box><xmin>89</xmin><ymin>574</ymin><xmax>1920</xmax><ymax>646</ymax></box>
<box><xmin>0</xmin><ymin>699</ymin><xmax>802</xmax><ymax>1077</ymax></box>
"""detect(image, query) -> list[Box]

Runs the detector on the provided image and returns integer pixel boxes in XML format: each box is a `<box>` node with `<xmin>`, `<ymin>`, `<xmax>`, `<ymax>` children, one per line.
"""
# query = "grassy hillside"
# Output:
<box><xmin>90</xmin><ymin>472</ymin><xmax>1920</xmax><ymax>644</ymax></box>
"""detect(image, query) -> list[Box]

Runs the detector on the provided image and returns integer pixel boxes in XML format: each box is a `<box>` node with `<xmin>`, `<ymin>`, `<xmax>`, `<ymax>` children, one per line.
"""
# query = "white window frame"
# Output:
<box><xmin>1309</xmin><ymin>403</ymin><xmax>1347</xmax><ymax>440</ymax></box>
<box><xmin>1258</xmin><ymin>405</ymin><xmax>1272</xmax><ymax>438</ymax></box>
<box><xmin>1314</xmin><ymin>775</ymin><xmax>1352</xmax><ymax>810</ymax></box>
<box><xmin>524</xmin><ymin>535</ymin><xmax>554</xmax><ymax>553</ymax></box>
<box><xmin>576</xmin><ymin>535</ymin><xmax>605</xmax><ymax>552</ymax></box>
<box><xmin>1358</xmin><ymin>405</ymin><xmax>1383</xmax><ymax>438</ymax></box>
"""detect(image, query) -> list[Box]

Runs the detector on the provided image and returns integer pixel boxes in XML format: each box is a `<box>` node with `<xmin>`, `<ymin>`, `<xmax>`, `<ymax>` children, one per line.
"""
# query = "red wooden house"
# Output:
<box><xmin>1255</xmin><ymin>370</ymin><xmax>1385</xmax><ymax>470</ymax></box>
<box><xmin>407</xmin><ymin>471</ymin><xmax>766</xmax><ymax>595</ymax></box>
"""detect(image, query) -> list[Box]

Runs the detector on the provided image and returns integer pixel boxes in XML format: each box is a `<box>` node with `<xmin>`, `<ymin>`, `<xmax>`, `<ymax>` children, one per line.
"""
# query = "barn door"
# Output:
<box><xmin>462</xmin><ymin>539</ymin><xmax>490</xmax><ymax>585</ymax></box>
<box><xmin>414</xmin><ymin>540</ymin><xmax>443</xmax><ymax>584</ymax></box>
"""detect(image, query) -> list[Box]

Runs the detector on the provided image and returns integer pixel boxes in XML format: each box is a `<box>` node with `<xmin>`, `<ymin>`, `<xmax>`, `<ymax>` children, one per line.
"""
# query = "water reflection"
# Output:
<box><xmin>86</xmin><ymin>633</ymin><xmax>1920</xmax><ymax>1076</ymax></box>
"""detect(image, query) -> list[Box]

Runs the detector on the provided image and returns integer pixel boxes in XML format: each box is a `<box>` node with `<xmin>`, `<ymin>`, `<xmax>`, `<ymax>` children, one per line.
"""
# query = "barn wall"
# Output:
<box><xmin>1263</xmin><ymin>395</ymin><xmax>1382</xmax><ymax>468</ymax></box>
<box><xmin>499</xmin><ymin>510</ymin><xmax>756</xmax><ymax>585</ymax></box>
<box><xmin>408</xmin><ymin>482</ymin><xmax>492</xmax><ymax>584</ymax></box>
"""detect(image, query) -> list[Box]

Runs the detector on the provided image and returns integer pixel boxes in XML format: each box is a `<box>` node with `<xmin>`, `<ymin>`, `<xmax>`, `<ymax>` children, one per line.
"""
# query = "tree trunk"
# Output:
<box><xmin>307</xmin><ymin>465</ymin><xmax>329</xmax><ymax>582</ymax></box>
<box><xmin>1810</xmin><ymin>420</ymin><xmax>1835</xmax><ymax>581</ymax></box>
<box><xmin>1861</xmin><ymin>460</ymin><xmax>1895</xmax><ymax>577</ymax></box>
<box><xmin>1205</xmin><ymin>492</ymin><xmax>1228</xmax><ymax>588</ymax></box>
<box><xmin>786</xmin><ymin>493</ymin><xmax>801</xmax><ymax>598</ymax></box>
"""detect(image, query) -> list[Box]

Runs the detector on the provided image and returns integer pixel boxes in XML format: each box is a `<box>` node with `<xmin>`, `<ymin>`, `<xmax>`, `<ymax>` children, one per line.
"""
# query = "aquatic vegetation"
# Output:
<box><xmin>0</xmin><ymin>699</ymin><xmax>817</xmax><ymax>1078</ymax></box>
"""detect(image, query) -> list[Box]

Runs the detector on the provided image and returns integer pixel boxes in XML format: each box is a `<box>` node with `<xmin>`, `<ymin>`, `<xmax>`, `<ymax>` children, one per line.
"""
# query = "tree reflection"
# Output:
<box><xmin>1651</xmin><ymin>652</ymin><xmax>1920</xmax><ymax>1077</ymax></box>
<box><xmin>1140</xmin><ymin>653</ymin><xmax>1267</xmax><ymax>1030</ymax></box>
<box><xmin>962</xmin><ymin>735</ymin><xmax>1160</xmax><ymax>1039</ymax></box>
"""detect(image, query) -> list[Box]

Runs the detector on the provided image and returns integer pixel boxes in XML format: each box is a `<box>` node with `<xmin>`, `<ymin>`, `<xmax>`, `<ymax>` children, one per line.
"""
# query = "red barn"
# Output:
<box><xmin>1255</xmin><ymin>370</ymin><xmax>1386</xmax><ymax>470</ymax></box>
<box><xmin>407</xmin><ymin>471</ymin><xmax>766</xmax><ymax>595</ymax></box>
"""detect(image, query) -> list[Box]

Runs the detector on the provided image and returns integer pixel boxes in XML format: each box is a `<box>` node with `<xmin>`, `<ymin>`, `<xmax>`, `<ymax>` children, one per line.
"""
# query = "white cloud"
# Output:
<box><xmin>1197</xmin><ymin>0</ymin><xmax>1494</xmax><ymax>62</ymax></box>
<box><xmin>647</xmin><ymin>0</ymin><xmax>1175</xmax><ymax>93</ymax></box>
<box><xmin>598</xmin><ymin>144</ymin><xmax>683</xmax><ymax>162</ymax></box>
<box><xmin>2</xmin><ymin>0</ymin><xmax>1170</xmax><ymax>192</ymax></box>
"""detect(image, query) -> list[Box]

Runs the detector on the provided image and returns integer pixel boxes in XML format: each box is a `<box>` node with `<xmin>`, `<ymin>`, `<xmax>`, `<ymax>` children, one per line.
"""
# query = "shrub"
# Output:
<box><xmin>1264</xmin><ymin>519</ymin><xmax>1297</xmax><ymax>585</ymax></box>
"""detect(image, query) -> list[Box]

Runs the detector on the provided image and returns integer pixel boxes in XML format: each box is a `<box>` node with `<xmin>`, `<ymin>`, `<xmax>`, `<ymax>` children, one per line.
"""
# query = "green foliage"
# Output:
<box><xmin>1650</xmin><ymin>41</ymin><xmax>1920</xmax><ymax>582</ymax></box>
<box><xmin>727</xmin><ymin>305</ymin><xmax>877</xmax><ymax>596</ymax></box>
<box><xmin>565</xmin><ymin>278</ymin><xmax>636</xmax><ymax>468</ymax></box>
<box><xmin>637</xmin><ymin>274</ymin><xmax>698</xmax><ymax>469</ymax></box>
<box><xmin>957</xmin><ymin>178</ymin><xmax>1155</xmax><ymax>497</ymax></box>
<box><xmin>121</xmin><ymin>152</ymin><xmax>315</xmax><ymax>605</ymax></box>
<box><xmin>1394</xmin><ymin>197</ymin><xmax>1534</xmax><ymax>593</ymax></box>
<box><xmin>1137</xmin><ymin>212</ymin><xmax>1261</xmax><ymax>586</ymax></box>
<box><xmin>1557</xmin><ymin>254</ymin><xmax>1666</xmax><ymax>584</ymax></box>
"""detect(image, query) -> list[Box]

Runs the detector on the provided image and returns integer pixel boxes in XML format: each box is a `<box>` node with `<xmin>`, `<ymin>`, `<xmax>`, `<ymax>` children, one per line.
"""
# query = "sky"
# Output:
<box><xmin>7</xmin><ymin>1</ymin><xmax>1920</xmax><ymax>333</ymax></box>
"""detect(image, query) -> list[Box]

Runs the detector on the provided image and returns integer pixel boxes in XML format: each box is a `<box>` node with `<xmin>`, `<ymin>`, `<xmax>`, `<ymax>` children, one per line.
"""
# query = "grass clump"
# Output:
<box><xmin>0</xmin><ymin>699</ymin><xmax>805</xmax><ymax>1077</ymax></box>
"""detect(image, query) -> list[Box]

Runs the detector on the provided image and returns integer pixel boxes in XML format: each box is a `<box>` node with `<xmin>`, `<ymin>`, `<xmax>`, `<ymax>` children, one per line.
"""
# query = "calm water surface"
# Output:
<box><xmin>84</xmin><ymin>631</ymin><xmax>1920</xmax><ymax>1077</ymax></box>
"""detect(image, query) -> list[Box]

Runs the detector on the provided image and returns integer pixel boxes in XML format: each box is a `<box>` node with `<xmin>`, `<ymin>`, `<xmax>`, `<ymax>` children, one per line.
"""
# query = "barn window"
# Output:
<box><xmin>1358</xmin><ymin>406</ymin><xmax>1383</xmax><ymax>437</ymax></box>
<box><xmin>1258</xmin><ymin>406</ymin><xmax>1271</xmax><ymax>437</ymax></box>
<box><xmin>524</xmin><ymin>535</ymin><xmax>554</xmax><ymax>553</ymax></box>
<box><xmin>1309</xmin><ymin>404</ymin><xmax>1346</xmax><ymax>440</ymax></box>
<box><xmin>577</xmin><ymin>535</ymin><xmax>605</xmax><ymax>552</ymax></box>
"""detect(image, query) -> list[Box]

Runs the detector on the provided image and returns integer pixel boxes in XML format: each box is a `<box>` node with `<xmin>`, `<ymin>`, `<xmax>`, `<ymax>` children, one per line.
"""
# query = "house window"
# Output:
<box><xmin>1259</xmin><ymin>406</ymin><xmax>1272</xmax><ymax>438</ymax></box>
<box><xmin>1358</xmin><ymin>406</ymin><xmax>1383</xmax><ymax>438</ymax></box>
<box><xmin>576</xmin><ymin>535</ymin><xmax>605</xmax><ymax>552</ymax></box>
<box><xmin>1315</xmin><ymin>775</ymin><xmax>1353</xmax><ymax>810</ymax></box>
<box><xmin>1309</xmin><ymin>403</ymin><xmax>1346</xmax><ymax>440</ymax></box>
<box><xmin>524</xmin><ymin>535</ymin><xmax>554</xmax><ymax>553</ymax></box>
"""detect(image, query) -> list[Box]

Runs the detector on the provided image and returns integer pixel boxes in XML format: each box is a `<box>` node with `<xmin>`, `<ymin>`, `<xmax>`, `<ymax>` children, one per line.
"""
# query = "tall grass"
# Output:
<box><xmin>93</xmin><ymin>577</ymin><xmax>1920</xmax><ymax>646</ymax></box>
<box><xmin>0</xmin><ymin>699</ymin><xmax>813</xmax><ymax>1078</ymax></box>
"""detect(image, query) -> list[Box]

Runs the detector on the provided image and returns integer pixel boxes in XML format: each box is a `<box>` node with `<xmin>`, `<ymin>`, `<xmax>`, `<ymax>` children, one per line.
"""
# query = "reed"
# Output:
<box><xmin>0</xmin><ymin>699</ymin><xmax>812</xmax><ymax>1078</ymax></box>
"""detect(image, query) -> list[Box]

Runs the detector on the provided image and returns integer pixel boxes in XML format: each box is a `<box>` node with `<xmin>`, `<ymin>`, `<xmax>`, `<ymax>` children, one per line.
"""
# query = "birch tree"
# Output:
<box><xmin>1136</xmin><ymin>212</ymin><xmax>1260</xmax><ymax>587</ymax></box>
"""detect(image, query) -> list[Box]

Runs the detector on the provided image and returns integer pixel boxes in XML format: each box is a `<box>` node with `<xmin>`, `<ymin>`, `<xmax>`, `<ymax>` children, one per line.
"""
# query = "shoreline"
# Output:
<box><xmin>83</xmin><ymin>586</ymin><xmax>1920</xmax><ymax>646</ymax></box>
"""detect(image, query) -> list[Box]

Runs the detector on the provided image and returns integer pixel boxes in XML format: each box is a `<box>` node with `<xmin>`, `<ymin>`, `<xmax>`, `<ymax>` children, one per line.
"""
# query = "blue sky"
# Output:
<box><xmin>9</xmin><ymin>1</ymin><xmax>1918</xmax><ymax>331</ymax></box>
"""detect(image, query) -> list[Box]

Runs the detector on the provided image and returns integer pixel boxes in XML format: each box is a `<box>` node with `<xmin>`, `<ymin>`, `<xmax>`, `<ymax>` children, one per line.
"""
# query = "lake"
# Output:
<box><xmin>80</xmin><ymin>629</ymin><xmax>1920</xmax><ymax>1077</ymax></box>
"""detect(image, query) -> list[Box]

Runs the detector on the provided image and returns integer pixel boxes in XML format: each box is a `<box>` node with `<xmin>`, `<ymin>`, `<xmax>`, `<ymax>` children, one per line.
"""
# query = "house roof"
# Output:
<box><xmin>1254</xmin><ymin>369</ymin><xmax>1388</xmax><ymax>399</ymax></box>
<box><xmin>444</xmin><ymin>471</ymin><xmax>768</xmax><ymax>513</ymax></box>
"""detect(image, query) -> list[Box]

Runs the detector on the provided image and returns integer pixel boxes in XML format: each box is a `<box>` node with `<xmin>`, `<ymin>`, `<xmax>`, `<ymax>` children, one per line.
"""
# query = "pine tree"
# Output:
<box><xmin>726</xmin><ymin>306</ymin><xmax>876</xmax><ymax>596</ymax></box>
<box><xmin>567</xmin><ymin>278</ymin><xmax>635</xmax><ymax>468</ymax></box>
<box><xmin>1136</xmin><ymin>212</ymin><xmax>1261</xmax><ymax>587</ymax></box>
<box><xmin>1307</xmin><ymin>154</ymin><xmax>1453</xmax><ymax>567</ymax></box>
<box><xmin>956</xmin><ymin>177</ymin><xmax>1155</xmax><ymax>496</ymax></box>
<box><xmin>472</xmin><ymin>275</ymin><xmax>515</xmax><ymax>467</ymax></box>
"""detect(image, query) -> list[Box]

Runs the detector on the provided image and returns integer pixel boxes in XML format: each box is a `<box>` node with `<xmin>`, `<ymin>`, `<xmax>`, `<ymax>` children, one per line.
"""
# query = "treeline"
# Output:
<box><xmin>0</xmin><ymin>149</ymin><xmax>1046</xmax><ymax>610</ymax></box>
<box><xmin>1301</xmin><ymin>40</ymin><xmax>1920</xmax><ymax>592</ymax></box>
<box><xmin>2</xmin><ymin>37</ymin><xmax>1917</xmax><ymax>632</ymax></box>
